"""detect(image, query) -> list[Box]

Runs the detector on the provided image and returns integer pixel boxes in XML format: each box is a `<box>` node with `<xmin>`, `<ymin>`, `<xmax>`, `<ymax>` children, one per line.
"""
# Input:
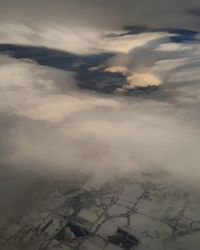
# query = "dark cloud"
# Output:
<box><xmin>0</xmin><ymin>0</ymin><xmax>199</xmax><ymax>30</ymax></box>
<box><xmin>0</xmin><ymin>0</ymin><xmax>200</xmax><ymax>52</ymax></box>
<box><xmin>187</xmin><ymin>6</ymin><xmax>200</xmax><ymax>17</ymax></box>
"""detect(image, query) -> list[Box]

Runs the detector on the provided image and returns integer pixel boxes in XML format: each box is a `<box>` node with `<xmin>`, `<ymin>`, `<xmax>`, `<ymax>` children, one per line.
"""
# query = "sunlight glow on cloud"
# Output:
<box><xmin>126</xmin><ymin>73</ymin><xmax>162</xmax><ymax>88</ymax></box>
<box><xmin>100</xmin><ymin>33</ymin><xmax>167</xmax><ymax>53</ymax></box>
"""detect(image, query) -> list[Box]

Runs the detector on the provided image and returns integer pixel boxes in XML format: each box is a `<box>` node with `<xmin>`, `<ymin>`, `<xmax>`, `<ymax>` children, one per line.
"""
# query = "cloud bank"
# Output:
<box><xmin>0</xmin><ymin>55</ymin><xmax>199</xmax><ymax>185</ymax></box>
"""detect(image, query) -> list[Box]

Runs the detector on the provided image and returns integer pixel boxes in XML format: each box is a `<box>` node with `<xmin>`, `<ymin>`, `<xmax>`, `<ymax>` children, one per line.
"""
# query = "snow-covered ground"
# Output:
<box><xmin>0</xmin><ymin>170</ymin><xmax>200</xmax><ymax>250</ymax></box>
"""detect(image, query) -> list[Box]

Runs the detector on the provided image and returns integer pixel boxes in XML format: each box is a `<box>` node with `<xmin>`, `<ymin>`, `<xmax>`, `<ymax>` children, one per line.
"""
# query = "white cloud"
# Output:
<box><xmin>0</xmin><ymin>24</ymin><xmax>102</xmax><ymax>54</ymax></box>
<box><xmin>0</xmin><ymin>55</ymin><xmax>200</xmax><ymax>187</ymax></box>
<box><xmin>100</xmin><ymin>33</ymin><xmax>168</xmax><ymax>53</ymax></box>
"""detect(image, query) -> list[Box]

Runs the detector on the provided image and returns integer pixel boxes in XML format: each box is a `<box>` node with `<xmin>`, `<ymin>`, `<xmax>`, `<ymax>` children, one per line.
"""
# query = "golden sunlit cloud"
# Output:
<box><xmin>125</xmin><ymin>72</ymin><xmax>162</xmax><ymax>88</ymax></box>
<box><xmin>105</xmin><ymin>66</ymin><xmax>128</xmax><ymax>74</ymax></box>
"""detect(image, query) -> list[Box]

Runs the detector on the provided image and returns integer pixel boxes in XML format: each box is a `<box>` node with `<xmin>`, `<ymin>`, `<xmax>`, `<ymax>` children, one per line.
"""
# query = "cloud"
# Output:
<box><xmin>0</xmin><ymin>55</ymin><xmax>200</xmax><ymax>185</ymax></box>
<box><xmin>101</xmin><ymin>32</ymin><xmax>167</xmax><ymax>53</ymax></box>
<box><xmin>0</xmin><ymin>0</ymin><xmax>200</xmax><ymax>53</ymax></box>
<box><xmin>101</xmin><ymin>32</ymin><xmax>200</xmax><ymax>92</ymax></box>
<box><xmin>0</xmin><ymin>0</ymin><xmax>199</xmax><ymax>30</ymax></box>
<box><xmin>0</xmin><ymin>24</ymin><xmax>102</xmax><ymax>54</ymax></box>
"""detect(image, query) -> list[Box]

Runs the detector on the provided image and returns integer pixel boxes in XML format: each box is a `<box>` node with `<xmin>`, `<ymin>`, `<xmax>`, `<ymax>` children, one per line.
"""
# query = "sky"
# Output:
<box><xmin>0</xmin><ymin>0</ymin><xmax>200</xmax><ymax>223</ymax></box>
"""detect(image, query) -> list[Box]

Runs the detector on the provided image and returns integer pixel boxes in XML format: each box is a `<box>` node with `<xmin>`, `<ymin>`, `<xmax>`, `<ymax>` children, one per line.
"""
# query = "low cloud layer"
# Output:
<box><xmin>0</xmin><ymin>55</ymin><xmax>200</xmax><ymax>186</ymax></box>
